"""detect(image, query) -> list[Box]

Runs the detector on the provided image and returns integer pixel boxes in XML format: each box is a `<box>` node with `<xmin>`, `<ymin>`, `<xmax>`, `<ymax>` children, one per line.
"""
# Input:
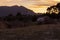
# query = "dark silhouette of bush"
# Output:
<box><xmin>16</xmin><ymin>12</ymin><xmax>23</xmax><ymax>21</ymax></box>
<box><xmin>4</xmin><ymin>13</ymin><xmax>15</xmax><ymax>21</ymax></box>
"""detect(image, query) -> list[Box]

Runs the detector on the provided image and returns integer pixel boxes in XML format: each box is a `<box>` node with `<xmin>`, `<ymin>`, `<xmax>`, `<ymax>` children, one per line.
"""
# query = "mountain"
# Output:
<box><xmin>0</xmin><ymin>5</ymin><xmax>35</xmax><ymax>16</ymax></box>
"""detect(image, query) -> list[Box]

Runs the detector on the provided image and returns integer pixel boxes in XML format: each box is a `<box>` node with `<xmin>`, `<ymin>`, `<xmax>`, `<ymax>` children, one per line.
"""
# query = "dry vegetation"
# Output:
<box><xmin>0</xmin><ymin>23</ymin><xmax>60</xmax><ymax>40</ymax></box>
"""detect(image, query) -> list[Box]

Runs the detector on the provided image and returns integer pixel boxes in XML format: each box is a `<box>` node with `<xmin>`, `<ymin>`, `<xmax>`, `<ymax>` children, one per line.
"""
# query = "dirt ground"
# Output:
<box><xmin>0</xmin><ymin>23</ymin><xmax>60</xmax><ymax>40</ymax></box>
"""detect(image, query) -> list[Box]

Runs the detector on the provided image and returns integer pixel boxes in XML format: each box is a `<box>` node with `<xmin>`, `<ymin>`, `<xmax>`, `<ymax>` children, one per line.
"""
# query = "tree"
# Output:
<box><xmin>46</xmin><ymin>3</ymin><xmax>60</xmax><ymax>19</ymax></box>
<box><xmin>5</xmin><ymin>14</ymin><xmax>14</xmax><ymax>21</ymax></box>
<box><xmin>47</xmin><ymin>5</ymin><xmax>59</xmax><ymax>14</ymax></box>
<box><xmin>16</xmin><ymin>12</ymin><xmax>22</xmax><ymax>16</ymax></box>
<box><xmin>47</xmin><ymin>7</ymin><xmax>51</xmax><ymax>13</ymax></box>
<box><xmin>16</xmin><ymin>12</ymin><xmax>23</xmax><ymax>21</ymax></box>
<box><xmin>56</xmin><ymin>3</ymin><xmax>60</xmax><ymax>9</ymax></box>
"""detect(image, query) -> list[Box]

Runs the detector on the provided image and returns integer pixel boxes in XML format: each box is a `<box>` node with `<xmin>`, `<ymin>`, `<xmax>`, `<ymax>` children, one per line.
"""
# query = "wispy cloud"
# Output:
<box><xmin>0</xmin><ymin>0</ymin><xmax>59</xmax><ymax>6</ymax></box>
<box><xmin>0</xmin><ymin>0</ymin><xmax>60</xmax><ymax>13</ymax></box>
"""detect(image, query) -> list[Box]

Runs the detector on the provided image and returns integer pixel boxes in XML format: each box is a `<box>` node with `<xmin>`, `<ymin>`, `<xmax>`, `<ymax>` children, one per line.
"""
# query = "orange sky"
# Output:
<box><xmin>0</xmin><ymin>0</ymin><xmax>60</xmax><ymax>13</ymax></box>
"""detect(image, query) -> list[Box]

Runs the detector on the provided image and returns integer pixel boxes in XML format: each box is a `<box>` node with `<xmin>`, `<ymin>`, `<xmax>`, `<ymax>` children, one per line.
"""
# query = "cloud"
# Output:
<box><xmin>29</xmin><ymin>0</ymin><xmax>57</xmax><ymax>6</ymax></box>
<box><xmin>0</xmin><ymin>0</ymin><xmax>59</xmax><ymax>6</ymax></box>
<box><xmin>0</xmin><ymin>0</ymin><xmax>59</xmax><ymax>13</ymax></box>
<box><xmin>54</xmin><ymin>0</ymin><xmax>60</xmax><ymax>2</ymax></box>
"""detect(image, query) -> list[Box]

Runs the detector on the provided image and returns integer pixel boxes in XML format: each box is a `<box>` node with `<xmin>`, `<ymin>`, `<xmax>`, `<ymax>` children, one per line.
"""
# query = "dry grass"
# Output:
<box><xmin>0</xmin><ymin>23</ymin><xmax>60</xmax><ymax>40</ymax></box>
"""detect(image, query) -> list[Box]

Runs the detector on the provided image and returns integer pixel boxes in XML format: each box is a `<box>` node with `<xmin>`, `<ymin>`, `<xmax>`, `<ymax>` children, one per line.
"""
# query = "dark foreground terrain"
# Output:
<box><xmin>0</xmin><ymin>23</ymin><xmax>60</xmax><ymax>40</ymax></box>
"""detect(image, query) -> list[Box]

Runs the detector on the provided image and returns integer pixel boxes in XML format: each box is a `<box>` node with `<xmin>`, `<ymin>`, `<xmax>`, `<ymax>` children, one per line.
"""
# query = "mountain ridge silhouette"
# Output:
<box><xmin>0</xmin><ymin>5</ymin><xmax>35</xmax><ymax>16</ymax></box>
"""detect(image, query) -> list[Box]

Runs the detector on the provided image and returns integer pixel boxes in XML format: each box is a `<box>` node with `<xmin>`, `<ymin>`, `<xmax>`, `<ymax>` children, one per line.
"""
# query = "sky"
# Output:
<box><xmin>0</xmin><ymin>0</ymin><xmax>60</xmax><ymax>13</ymax></box>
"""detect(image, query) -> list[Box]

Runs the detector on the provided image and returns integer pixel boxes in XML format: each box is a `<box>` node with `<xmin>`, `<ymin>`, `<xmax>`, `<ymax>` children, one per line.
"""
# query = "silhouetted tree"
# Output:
<box><xmin>16</xmin><ymin>12</ymin><xmax>22</xmax><ymax>16</ymax></box>
<box><xmin>47</xmin><ymin>7</ymin><xmax>51</xmax><ymax>14</ymax></box>
<box><xmin>56</xmin><ymin>3</ymin><xmax>60</xmax><ymax>10</ymax></box>
<box><xmin>47</xmin><ymin>5</ymin><xmax>59</xmax><ymax>14</ymax></box>
<box><xmin>32</xmin><ymin>15</ymin><xmax>37</xmax><ymax>22</ymax></box>
<box><xmin>46</xmin><ymin>3</ymin><xmax>60</xmax><ymax>19</ymax></box>
<box><xmin>5</xmin><ymin>14</ymin><xmax>14</xmax><ymax>21</ymax></box>
<box><xmin>16</xmin><ymin>12</ymin><xmax>23</xmax><ymax>21</ymax></box>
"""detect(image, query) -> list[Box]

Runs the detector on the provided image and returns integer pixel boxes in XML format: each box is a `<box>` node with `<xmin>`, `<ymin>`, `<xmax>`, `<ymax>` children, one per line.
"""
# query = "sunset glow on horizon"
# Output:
<box><xmin>0</xmin><ymin>0</ymin><xmax>60</xmax><ymax>13</ymax></box>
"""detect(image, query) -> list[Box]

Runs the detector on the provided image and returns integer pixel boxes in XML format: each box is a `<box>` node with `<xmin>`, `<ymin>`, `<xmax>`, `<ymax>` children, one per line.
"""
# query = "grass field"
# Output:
<box><xmin>0</xmin><ymin>23</ymin><xmax>60</xmax><ymax>40</ymax></box>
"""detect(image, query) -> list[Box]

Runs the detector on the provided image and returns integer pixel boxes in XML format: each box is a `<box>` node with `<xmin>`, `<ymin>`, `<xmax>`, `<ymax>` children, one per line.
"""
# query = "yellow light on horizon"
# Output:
<box><xmin>26</xmin><ymin>6</ymin><xmax>50</xmax><ymax>13</ymax></box>
<box><xmin>30</xmin><ymin>8</ymin><xmax>47</xmax><ymax>13</ymax></box>
<box><xmin>54</xmin><ymin>0</ymin><xmax>60</xmax><ymax>2</ymax></box>
<box><xmin>0</xmin><ymin>0</ymin><xmax>59</xmax><ymax>13</ymax></box>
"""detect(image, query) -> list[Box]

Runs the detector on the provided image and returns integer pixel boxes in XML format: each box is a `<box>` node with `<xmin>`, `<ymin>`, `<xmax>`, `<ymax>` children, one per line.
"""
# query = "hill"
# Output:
<box><xmin>0</xmin><ymin>5</ymin><xmax>35</xmax><ymax>16</ymax></box>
